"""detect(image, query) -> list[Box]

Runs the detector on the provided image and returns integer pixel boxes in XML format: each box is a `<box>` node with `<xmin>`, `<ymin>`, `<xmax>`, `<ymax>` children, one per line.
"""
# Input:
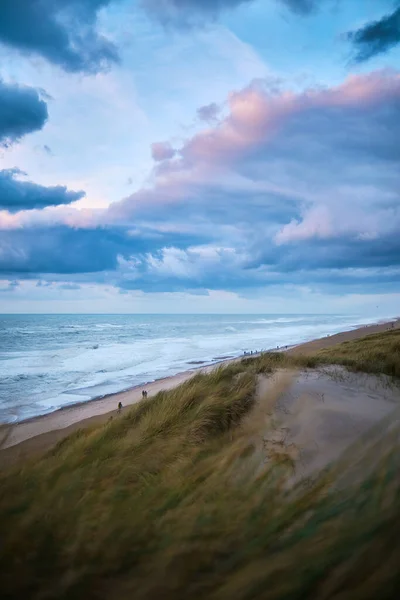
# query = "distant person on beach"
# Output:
<box><xmin>117</xmin><ymin>401</ymin><xmax>123</xmax><ymax>413</ymax></box>
<box><xmin>145</xmin><ymin>390</ymin><xmax>148</xmax><ymax>398</ymax></box>
<box><xmin>142</xmin><ymin>390</ymin><xmax>145</xmax><ymax>399</ymax></box>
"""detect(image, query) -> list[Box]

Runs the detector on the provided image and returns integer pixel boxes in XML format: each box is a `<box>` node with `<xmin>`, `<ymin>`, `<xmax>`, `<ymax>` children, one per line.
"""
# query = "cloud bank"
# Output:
<box><xmin>1</xmin><ymin>70</ymin><xmax>399</xmax><ymax>297</ymax></box>
<box><xmin>103</xmin><ymin>69</ymin><xmax>400</xmax><ymax>291</ymax></box>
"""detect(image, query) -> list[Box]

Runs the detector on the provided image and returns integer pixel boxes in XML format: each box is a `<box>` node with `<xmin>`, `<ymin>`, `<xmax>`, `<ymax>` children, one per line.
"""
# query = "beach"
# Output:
<box><xmin>0</xmin><ymin>313</ymin><xmax>385</xmax><ymax>424</ymax></box>
<box><xmin>1</xmin><ymin>318</ymin><xmax>398</xmax><ymax>468</ymax></box>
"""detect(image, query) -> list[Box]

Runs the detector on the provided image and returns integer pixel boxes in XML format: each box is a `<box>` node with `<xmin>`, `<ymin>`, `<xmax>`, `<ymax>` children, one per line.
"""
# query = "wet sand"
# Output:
<box><xmin>1</xmin><ymin>318</ymin><xmax>398</xmax><ymax>468</ymax></box>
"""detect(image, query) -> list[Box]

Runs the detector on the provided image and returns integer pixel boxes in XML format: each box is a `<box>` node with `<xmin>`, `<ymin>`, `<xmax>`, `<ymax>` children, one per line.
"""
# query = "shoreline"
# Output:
<box><xmin>6</xmin><ymin>354</ymin><xmax>238</xmax><ymax>427</ymax></box>
<box><xmin>0</xmin><ymin>320</ymin><xmax>383</xmax><ymax>428</ymax></box>
<box><xmin>1</xmin><ymin>318</ymin><xmax>398</xmax><ymax>466</ymax></box>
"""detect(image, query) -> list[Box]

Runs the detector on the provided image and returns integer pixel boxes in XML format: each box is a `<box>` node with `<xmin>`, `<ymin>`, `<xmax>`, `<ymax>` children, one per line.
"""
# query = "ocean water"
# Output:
<box><xmin>0</xmin><ymin>313</ymin><xmax>383</xmax><ymax>423</ymax></box>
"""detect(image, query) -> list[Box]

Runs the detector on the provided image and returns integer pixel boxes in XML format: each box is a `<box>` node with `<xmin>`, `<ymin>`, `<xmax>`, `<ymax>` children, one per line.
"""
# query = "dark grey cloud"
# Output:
<box><xmin>0</xmin><ymin>169</ymin><xmax>85</xmax><ymax>212</ymax></box>
<box><xmin>0</xmin><ymin>79</ymin><xmax>48</xmax><ymax>147</ymax></box>
<box><xmin>348</xmin><ymin>5</ymin><xmax>400</xmax><ymax>62</ymax></box>
<box><xmin>0</xmin><ymin>0</ymin><xmax>119</xmax><ymax>73</ymax></box>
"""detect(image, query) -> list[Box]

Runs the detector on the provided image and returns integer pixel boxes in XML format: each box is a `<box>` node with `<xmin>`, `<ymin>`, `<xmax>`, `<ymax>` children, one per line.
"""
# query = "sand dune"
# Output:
<box><xmin>259</xmin><ymin>367</ymin><xmax>400</xmax><ymax>480</ymax></box>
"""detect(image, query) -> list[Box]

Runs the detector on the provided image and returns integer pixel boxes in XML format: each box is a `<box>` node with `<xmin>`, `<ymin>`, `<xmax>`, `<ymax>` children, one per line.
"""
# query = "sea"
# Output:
<box><xmin>0</xmin><ymin>313</ymin><xmax>388</xmax><ymax>423</ymax></box>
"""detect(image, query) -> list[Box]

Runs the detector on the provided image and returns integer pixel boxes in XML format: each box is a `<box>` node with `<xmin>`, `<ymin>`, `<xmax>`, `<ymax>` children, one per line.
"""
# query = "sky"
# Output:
<box><xmin>0</xmin><ymin>0</ymin><xmax>400</xmax><ymax>314</ymax></box>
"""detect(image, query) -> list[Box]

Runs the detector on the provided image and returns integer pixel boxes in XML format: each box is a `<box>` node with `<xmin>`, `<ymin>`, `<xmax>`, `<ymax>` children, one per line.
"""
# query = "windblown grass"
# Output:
<box><xmin>1</xmin><ymin>331</ymin><xmax>400</xmax><ymax>599</ymax></box>
<box><xmin>315</xmin><ymin>328</ymin><xmax>400</xmax><ymax>377</ymax></box>
<box><xmin>246</xmin><ymin>328</ymin><xmax>400</xmax><ymax>378</ymax></box>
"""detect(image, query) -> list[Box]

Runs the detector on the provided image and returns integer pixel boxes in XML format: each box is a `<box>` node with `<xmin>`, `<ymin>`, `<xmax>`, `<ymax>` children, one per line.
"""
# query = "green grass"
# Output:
<box><xmin>1</xmin><ymin>330</ymin><xmax>400</xmax><ymax>599</ymax></box>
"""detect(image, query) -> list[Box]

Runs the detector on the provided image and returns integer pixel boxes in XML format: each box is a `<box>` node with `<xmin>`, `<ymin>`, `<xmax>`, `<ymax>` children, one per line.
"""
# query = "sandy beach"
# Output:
<box><xmin>1</xmin><ymin>318</ymin><xmax>398</xmax><ymax>468</ymax></box>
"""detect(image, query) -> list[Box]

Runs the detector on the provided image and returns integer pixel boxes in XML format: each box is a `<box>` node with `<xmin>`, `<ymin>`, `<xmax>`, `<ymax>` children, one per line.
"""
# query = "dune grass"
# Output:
<box><xmin>315</xmin><ymin>328</ymin><xmax>400</xmax><ymax>377</ymax></box>
<box><xmin>245</xmin><ymin>328</ymin><xmax>400</xmax><ymax>379</ymax></box>
<box><xmin>1</xmin><ymin>330</ymin><xmax>400</xmax><ymax>599</ymax></box>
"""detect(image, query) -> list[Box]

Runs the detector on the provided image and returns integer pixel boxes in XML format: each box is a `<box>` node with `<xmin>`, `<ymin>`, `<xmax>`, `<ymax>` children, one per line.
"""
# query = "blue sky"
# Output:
<box><xmin>0</xmin><ymin>0</ymin><xmax>400</xmax><ymax>314</ymax></box>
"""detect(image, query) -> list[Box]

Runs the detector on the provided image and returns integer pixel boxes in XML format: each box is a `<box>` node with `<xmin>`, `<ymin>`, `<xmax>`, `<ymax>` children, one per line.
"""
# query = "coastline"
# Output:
<box><xmin>1</xmin><ymin>318</ymin><xmax>398</xmax><ymax>466</ymax></box>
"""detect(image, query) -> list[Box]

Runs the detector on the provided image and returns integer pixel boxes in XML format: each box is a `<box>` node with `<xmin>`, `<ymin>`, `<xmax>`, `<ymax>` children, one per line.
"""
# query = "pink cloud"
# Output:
<box><xmin>102</xmin><ymin>69</ymin><xmax>400</xmax><ymax>233</ymax></box>
<box><xmin>179</xmin><ymin>70</ymin><xmax>400</xmax><ymax>168</ymax></box>
<box><xmin>151</xmin><ymin>141</ymin><xmax>177</xmax><ymax>162</ymax></box>
<box><xmin>2</xmin><ymin>70</ymin><xmax>399</xmax><ymax>240</ymax></box>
